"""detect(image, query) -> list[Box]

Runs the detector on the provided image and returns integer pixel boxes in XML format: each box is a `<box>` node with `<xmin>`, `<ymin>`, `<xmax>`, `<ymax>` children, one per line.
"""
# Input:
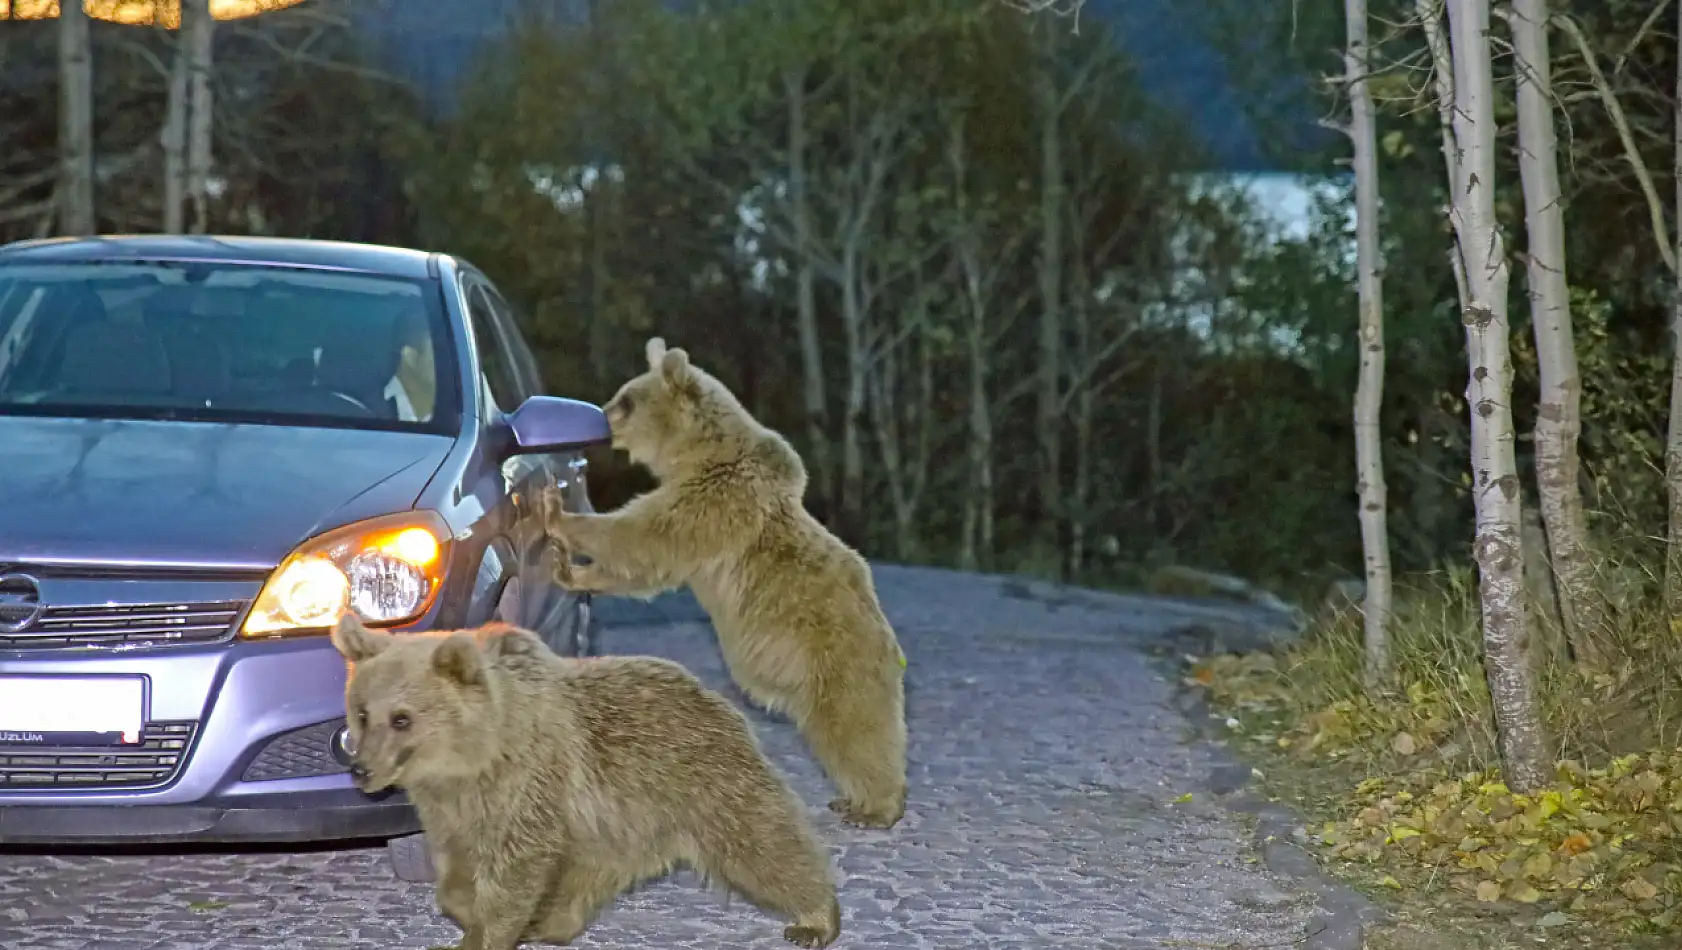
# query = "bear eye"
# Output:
<box><xmin>617</xmin><ymin>393</ymin><xmax>634</xmax><ymax>415</ymax></box>
<box><xmin>389</xmin><ymin>712</ymin><xmax>412</xmax><ymax>732</ymax></box>
<box><xmin>355</xmin><ymin>707</ymin><xmax>368</xmax><ymax>728</ymax></box>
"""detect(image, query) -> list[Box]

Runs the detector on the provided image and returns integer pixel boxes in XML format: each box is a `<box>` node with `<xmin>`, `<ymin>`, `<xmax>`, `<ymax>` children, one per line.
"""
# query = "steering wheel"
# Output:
<box><xmin>324</xmin><ymin>390</ymin><xmax>373</xmax><ymax>414</ymax></box>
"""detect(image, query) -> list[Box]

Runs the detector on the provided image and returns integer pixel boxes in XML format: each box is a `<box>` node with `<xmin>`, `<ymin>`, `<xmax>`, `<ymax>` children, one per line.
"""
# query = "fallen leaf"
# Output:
<box><xmin>1392</xmin><ymin>731</ymin><xmax>1417</xmax><ymax>756</ymax></box>
<box><xmin>1522</xmin><ymin>851</ymin><xmax>1553</xmax><ymax>879</ymax></box>
<box><xmin>1174</xmin><ymin>792</ymin><xmax>1194</xmax><ymax>804</ymax></box>
<box><xmin>1537</xmin><ymin>911</ymin><xmax>1569</xmax><ymax>928</ymax></box>
<box><xmin>1476</xmin><ymin>880</ymin><xmax>1502</xmax><ymax>902</ymax></box>
<box><xmin>1508</xmin><ymin>882</ymin><xmax>1543</xmax><ymax>904</ymax></box>
<box><xmin>1558</xmin><ymin>832</ymin><xmax>1593</xmax><ymax>856</ymax></box>
<box><xmin>1621</xmin><ymin>877</ymin><xmax>1659</xmax><ymax>901</ymax></box>
<box><xmin>1377</xmin><ymin>875</ymin><xmax>1402</xmax><ymax>889</ymax></box>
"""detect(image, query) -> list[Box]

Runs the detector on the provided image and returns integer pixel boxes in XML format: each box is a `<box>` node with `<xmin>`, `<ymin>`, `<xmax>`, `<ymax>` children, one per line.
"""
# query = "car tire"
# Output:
<box><xmin>387</xmin><ymin>831</ymin><xmax>437</xmax><ymax>883</ymax></box>
<box><xmin>561</xmin><ymin>592</ymin><xmax>599</xmax><ymax>657</ymax></box>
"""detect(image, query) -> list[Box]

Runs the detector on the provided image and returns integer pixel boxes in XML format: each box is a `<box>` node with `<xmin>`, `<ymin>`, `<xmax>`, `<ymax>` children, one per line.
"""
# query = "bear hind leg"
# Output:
<box><xmin>804</xmin><ymin>689</ymin><xmax>907</xmax><ymax>830</ymax></box>
<box><xmin>521</xmin><ymin>864</ymin><xmax>630</xmax><ymax>946</ymax></box>
<box><xmin>697</xmin><ymin>826</ymin><xmax>840</xmax><ymax>948</ymax></box>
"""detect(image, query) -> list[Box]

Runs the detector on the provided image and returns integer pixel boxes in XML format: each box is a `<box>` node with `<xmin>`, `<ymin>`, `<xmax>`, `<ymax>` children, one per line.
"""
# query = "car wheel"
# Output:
<box><xmin>388</xmin><ymin>831</ymin><xmax>437</xmax><ymax>883</ymax></box>
<box><xmin>560</xmin><ymin>592</ymin><xmax>599</xmax><ymax>657</ymax></box>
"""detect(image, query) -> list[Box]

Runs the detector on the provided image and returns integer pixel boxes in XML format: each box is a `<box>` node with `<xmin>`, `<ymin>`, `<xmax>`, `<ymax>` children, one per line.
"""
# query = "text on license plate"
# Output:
<box><xmin>0</xmin><ymin>676</ymin><xmax>146</xmax><ymax>745</ymax></box>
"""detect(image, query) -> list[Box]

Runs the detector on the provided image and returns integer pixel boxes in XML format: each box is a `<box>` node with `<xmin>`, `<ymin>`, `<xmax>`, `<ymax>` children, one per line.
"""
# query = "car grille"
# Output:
<box><xmin>0</xmin><ymin>721</ymin><xmax>197</xmax><ymax>790</ymax></box>
<box><xmin>0</xmin><ymin>601</ymin><xmax>246</xmax><ymax>650</ymax></box>
<box><xmin>242</xmin><ymin>719</ymin><xmax>350</xmax><ymax>783</ymax></box>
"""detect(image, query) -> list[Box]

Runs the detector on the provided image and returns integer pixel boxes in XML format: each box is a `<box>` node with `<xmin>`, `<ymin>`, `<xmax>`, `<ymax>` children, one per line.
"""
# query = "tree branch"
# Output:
<box><xmin>1554</xmin><ymin>12</ymin><xmax>1677</xmax><ymax>274</ymax></box>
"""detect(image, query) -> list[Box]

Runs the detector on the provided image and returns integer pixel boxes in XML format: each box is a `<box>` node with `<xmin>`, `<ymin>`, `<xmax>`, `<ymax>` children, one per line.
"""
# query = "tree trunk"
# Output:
<box><xmin>1032</xmin><ymin>22</ymin><xmax>1065</xmax><ymax>576</ymax></box>
<box><xmin>867</xmin><ymin>330</ymin><xmax>912</xmax><ymax>560</ymax></box>
<box><xmin>162</xmin><ymin>23</ymin><xmax>188</xmax><ymax>233</ymax></box>
<box><xmin>839</xmin><ymin>245</ymin><xmax>867</xmax><ymax>546</ymax></box>
<box><xmin>1346</xmin><ymin>0</ymin><xmax>1394</xmax><ymax>691</ymax></box>
<box><xmin>57</xmin><ymin>0</ymin><xmax>95</xmax><ymax>235</ymax></box>
<box><xmin>960</xmin><ymin>309</ymin><xmax>993</xmax><ymax>572</ymax></box>
<box><xmin>1072</xmin><ymin>365</ymin><xmax>1095</xmax><ymax>578</ymax></box>
<box><xmin>1511</xmin><ymin>0</ymin><xmax>1603</xmax><ymax>664</ymax></box>
<box><xmin>784</xmin><ymin>64</ymin><xmax>834</xmax><ymax>516</ymax></box>
<box><xmin>1668</xmin><ymin>0</ymin><xmax>1682</xmax><ymax>618</ymax></box>
<box><xmin>184</xmin><ymin>0</ymin><xmax>214</xmax><ymax>235</ymax></box>
<box><xmin>1445</xmin><ymin>0</ymin><xmax>1552</xmax><ymax>794</ymax></box>
<box><xmin>582</xmin><ymin>0</ymin><xmax>611</xmax><ymax>390</ymax></box>
<box><xmin>1147</xmin><ymin>365</ymin><xmax>1164</xmax><ymax>537</ymax></box>
<box><xmin>1417</xmin><ymin>0</ymin><xmax>1467</xmax><ymax>311</ymax></box>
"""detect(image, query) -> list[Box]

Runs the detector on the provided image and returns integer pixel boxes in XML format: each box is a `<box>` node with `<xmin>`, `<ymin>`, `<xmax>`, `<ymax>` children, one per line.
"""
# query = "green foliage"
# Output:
<box><xmin>1192</xmin><ymin>557</ymin><xmax>1682</xmax><ymax>940</ymax></box>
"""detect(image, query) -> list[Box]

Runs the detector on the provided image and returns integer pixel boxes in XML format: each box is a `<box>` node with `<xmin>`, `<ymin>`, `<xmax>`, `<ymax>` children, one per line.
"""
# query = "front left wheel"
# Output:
<box><xmin>387</xmin><ymin>831</ymin><xmax>437</xmax><ymax>883</ymax></box>
<box><xmin>558</xmin><ymin>592</ymin><xmax>599</xmax><ymax>657</ymax></box>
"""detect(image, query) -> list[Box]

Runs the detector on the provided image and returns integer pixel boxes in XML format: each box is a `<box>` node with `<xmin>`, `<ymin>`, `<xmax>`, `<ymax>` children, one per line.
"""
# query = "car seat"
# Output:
<box><xmin>144</xmin><ymin>286</ymin><xmax>233</xmax><ymax>404</ymax></box>
<box><xmin>56</xmin><ymin>320</ymin><xmax>174</xmax><ymax>401</ymax></box>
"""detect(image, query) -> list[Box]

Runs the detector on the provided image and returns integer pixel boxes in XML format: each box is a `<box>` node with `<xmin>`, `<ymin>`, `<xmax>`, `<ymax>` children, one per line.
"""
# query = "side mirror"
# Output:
<box><xmin>505</xmin><ymin>396</ymin><xmax>611</xmax><ymax>455</ymax></box>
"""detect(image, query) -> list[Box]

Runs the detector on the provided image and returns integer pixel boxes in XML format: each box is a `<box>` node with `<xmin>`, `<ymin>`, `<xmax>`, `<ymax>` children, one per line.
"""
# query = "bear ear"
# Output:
<box><xmin>476</xmin><ymin>622</ymin><xmax>547</xmax><ymax>661</ymax></box>
<box><xmin>644</xmin><ymin>336</ymin><xmax>668</xmax><ymax>372</ymax></box>
<box><xmin>331</xmin><ymin>612</ymin><xmax>389</xmax><ymax>662</ymax></box>
<box><xmin>431</xmin><ymin>632</ymin><xmax>487</xmax><ymax>688</ymax></box>
<box><xmin>659</xmin><ymin>347</ymin><xmax>692</xmax><ymax>390</ymax></box>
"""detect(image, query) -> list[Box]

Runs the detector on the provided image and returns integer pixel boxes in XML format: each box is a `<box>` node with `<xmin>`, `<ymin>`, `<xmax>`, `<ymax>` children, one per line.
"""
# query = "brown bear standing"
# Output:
<box><xmin>545</xmin><ymin>337</ymin><xmax>909</xmax><ymax>829</ymax></box>
<box><xmin>330</xmin><ymin>614</ymin><xmax>842</xmax><ymax>950</ymax></box>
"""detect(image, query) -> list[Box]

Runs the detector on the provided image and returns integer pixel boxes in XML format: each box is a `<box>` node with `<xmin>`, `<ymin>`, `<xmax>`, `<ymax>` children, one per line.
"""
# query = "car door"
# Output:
<box><xmin>459</xmin><ymin>276</ymin><xmax>557</xmax><ymax>637</ymax></box>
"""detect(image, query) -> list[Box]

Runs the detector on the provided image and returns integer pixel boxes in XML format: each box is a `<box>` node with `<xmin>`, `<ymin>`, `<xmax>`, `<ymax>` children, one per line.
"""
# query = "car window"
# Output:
<box><xmin>464</xmin><ymin>282</ymin><xmax>524</xmax><ymax>414</ymax></box>
<box><xmin>480</xmin><ymin>284</ymin><xmax>545</xmax><ymax>398</ymax></box>
<box><xmin>0</xmin><ymin>261</ymin><xmax>458</xmax><ymax>434</ymax></box>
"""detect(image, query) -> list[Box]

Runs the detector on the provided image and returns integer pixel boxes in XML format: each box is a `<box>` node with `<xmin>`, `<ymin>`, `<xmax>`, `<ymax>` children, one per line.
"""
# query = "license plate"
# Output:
<box><xmin>0</xmin><ymin>676</ymin><xmax>145</xmax><ymax>746</ymax></box>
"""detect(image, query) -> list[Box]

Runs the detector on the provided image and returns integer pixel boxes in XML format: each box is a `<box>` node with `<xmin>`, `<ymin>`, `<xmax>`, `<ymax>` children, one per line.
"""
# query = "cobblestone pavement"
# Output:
<box><xmin>0</xmin><ymin>566</ymin><xmax>1323</xmax><ymax>950</ymax></box>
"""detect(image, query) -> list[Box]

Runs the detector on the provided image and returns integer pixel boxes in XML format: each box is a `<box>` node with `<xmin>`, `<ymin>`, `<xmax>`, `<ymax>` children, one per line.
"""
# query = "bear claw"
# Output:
<box><xmin>783</xmin><ymin>925</ymin><xmax>835</xmax><ymax>948</ymax></box>
<box><xmin>828</xmin><ymin>797</ymin><xmax>902</xmax><ymax>830</ymax></box>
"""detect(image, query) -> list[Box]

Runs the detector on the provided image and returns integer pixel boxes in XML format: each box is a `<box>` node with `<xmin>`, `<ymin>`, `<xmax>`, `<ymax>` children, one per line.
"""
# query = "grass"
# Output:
<box><xmin>1187</xmin><ymin>562</ymin><xmax>1682</xmax><ymax>948</ymax></box>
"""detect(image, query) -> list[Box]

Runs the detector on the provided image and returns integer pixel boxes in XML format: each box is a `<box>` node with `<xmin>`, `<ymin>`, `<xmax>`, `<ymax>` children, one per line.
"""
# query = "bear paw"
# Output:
<box><xmin>782</xmin><ymin>924</ymin><xmax>836</xmax><ymax>949</ymax></box>
<box><xmin>828</xmin><ymin>797</ymin><xmax>903</xmax><ymax>830</ymax></box>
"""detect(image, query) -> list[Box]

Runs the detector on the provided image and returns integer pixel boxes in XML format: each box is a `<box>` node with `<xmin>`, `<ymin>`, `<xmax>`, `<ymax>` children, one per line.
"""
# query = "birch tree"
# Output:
<box><xmin>58</xmin><ymin>0</ymin><xmax>95</xmax><ymax>234</ymax></box>
<box><xmin>1342</xmin><ymin>0</ymin><xmax>1394</xmax><ymax>689</ymax></box>
<box><xmin>1444</xmin><ymin>0</ymin><xmax>1551</xmax><ymax>793</ymax></box>
<box><xmin>1507</xmin><ymin>0</ymin><xmax>1603</xmax><ymax>663</ymax></box>
<box><xmin>1031</xmin><ymin>17</ymin><xmax>1067</xmax><ymax>572</ymax></box>
<box><xmin>941</xmin><ymin>109</ymin><xmax>1029</xmax><ymax>571</ymax></box>
<box><xmin>163</xmin><ymin>0</ymin><xmax>215</xmax><ymax>233</ymax></box>
<box><xmin>1550</xmin><ymin>9</ymin><xmax>1682</xmax><ymax>616</ymax></box>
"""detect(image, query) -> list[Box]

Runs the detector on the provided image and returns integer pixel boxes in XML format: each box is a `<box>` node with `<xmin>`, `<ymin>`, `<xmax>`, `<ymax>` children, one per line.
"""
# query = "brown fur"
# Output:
<box><xmin>330</xmin><ymin>614</ymin><xmax>841</xmax><ymax>950</ymax></box>
<box><xmin>544</xmin><ymin>336</ymin><xmax>908</xmax><ymax>829</ymax></box>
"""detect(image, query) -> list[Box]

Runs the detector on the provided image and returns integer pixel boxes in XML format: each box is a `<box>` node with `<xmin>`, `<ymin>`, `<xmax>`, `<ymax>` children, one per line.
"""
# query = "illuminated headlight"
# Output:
<box><xmin>241</xmin><ymin>512</ymin><xmax>450</xmax><ymax>637</ymax></box>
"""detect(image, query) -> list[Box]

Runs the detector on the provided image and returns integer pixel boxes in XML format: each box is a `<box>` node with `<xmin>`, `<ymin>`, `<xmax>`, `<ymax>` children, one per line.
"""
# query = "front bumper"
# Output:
<box><xmin>0</xmin><ymin>631</ymin><xmax>423</xmax><ymax>846</ymax></box>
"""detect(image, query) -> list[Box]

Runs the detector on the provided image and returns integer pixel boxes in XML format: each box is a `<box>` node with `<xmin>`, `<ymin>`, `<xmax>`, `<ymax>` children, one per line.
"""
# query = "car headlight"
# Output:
<box><xmin>240</xmin><ymin>511</ymin><xmax>451</xmax><ymax>638</ymax></box>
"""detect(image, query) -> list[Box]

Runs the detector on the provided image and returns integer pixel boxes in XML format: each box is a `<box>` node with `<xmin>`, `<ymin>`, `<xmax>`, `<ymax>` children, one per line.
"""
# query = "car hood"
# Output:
<box><xmin>0</xmin><ymin>416</ymin><xmax>455</xmax><ymax>571</ymax></box>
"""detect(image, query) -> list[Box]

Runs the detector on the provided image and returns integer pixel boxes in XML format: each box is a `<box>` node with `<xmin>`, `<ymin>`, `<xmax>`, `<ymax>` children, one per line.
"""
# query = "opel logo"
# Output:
<box><xmin>0</xmin><ymin>574</ymin><xmax>45</xmax><ymax>633</ymax></box>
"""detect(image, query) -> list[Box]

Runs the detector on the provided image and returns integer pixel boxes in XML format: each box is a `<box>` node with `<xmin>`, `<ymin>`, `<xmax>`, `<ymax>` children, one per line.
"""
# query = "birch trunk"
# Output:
<box><xmin>1445</xmin><ymin>0</ymin><xmax>1552</xmax><ymax>794</ymax></box>
<box><xmin>184</xmin><ymin>0</ymin><xmax>214</xmax><ymax>235</ymax></box>
<box><xmin>839</xmin><ymin>244</ymin><xmax>867</xmax><ymax>545</ymax></box>
<box><xmin>162</xmin><ymin>21</ymin><xmax>188</xmax><ymax>233</ymax></box>
<box><xmin>1033</xmin><ymin>22</ymin><xmax>1065</xmax><ymax>576</ymax></box>
<box><xmin>1417</xmin><ymin>0</ymin><xmax>1468</xmax><ymax>309</ymax></box>
<box><xmin>946</xmin><ymin>116</ymin><xmax>997</xmax><ymax>572</ymax></box>
<box><xmin>1511</xmin><ymin>0</ymin><xmax>1603</xmax><ymax>664</ymax></box>
<box><xmin>1668</xmin><ymin>0</ymin><xmax>1682</xmax><ymax>618</ymax></box>
<box><xmin>1346</xmin><ymin>0</ymin><xmax>1394</xmax><ymax>690</ymax></box>
<box><xmin>785</xmin><ymin>63</ymin><xmax>834</xmax><ymax>514</ymax></box>
<box><xmin>57</xmin><ymin>0</ymin><xmax>95</xmax><ymax>235</ymax></box>
<box><xmin>960</xmin><ymin>308</ymin><xmax>995</xmax><ymax>571</ymax></box>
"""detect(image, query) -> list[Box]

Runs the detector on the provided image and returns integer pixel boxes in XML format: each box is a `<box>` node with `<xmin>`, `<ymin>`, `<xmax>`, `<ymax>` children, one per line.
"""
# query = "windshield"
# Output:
<box><xmin>0</xmin><ymin>261</ymin><xmax>460</xmax><ymax>434</ymax></box>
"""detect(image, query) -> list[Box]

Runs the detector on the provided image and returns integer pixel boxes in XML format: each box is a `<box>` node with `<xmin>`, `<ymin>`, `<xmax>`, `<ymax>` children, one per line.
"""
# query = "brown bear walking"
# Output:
<box><xmin>544</xmin><ymin>336</ymin><xmax>909</xmax><ymax>829</ymax></box>
<box><xmin>330</xmin><ymin>614</ymin><xmax>841</xmax><ymax>950</ymax></box>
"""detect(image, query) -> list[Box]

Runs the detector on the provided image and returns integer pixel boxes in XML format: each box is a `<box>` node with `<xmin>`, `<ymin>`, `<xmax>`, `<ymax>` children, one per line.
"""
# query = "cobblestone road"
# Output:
<box><xmin>0</xmin><ymin>566</ymin><xmax>1326</xmax><ymax>950</ymax></box>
